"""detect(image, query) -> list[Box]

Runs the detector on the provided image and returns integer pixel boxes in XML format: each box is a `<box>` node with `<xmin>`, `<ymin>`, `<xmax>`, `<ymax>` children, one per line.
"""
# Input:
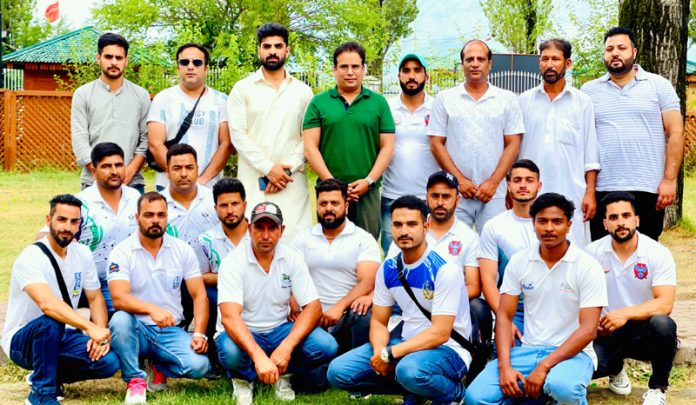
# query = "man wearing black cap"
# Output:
<box><xmin>381</xmin><ymin>53</ymin><xmax>440</xmax><ymax>253</ymax></box>
<box><xmin>214</xmin><ymin>202</ymin><xmax>338</xmax><ymax>405</ymax></box>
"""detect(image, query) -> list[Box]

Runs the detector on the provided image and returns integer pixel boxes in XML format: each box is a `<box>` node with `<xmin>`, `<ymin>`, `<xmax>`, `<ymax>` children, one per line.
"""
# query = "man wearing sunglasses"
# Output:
<box><xmin>71</xmin><ymin>33</ymin><xmax>150</xmax><ymax>194</ymax></box>
<box><xmin>148</xmin><ymin>43</ymin><xmax>233</xmax><ymax>191</ymax></box>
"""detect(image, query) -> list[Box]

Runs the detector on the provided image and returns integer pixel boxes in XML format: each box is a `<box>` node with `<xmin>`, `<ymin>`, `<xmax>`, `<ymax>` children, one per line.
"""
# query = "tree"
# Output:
<box><xmin>619</xmin><ymin>0</ymin><xmax>690</xmax><ymax>227</ymax></box>
<box><xmin>480</xmin><ymin>0</ymin><xmax>553</xmax><ymax>54</ymax></box>
<box><xmin>2</xmin><ymin>0</ymin><xmax>70</xmax><ymax>54</ymax></box>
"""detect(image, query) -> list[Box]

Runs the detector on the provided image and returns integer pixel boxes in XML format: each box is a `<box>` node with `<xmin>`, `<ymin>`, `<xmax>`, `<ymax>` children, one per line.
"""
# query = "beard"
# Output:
<box><xmin>140</xmin><ymin>223</ymin><xmax>164</xmax><ymax>240</ymax></box>
<box><xmin>222</xmin><ymin>216</ymin><xmax>244</xmax><ymax>230</ymax></box>
<box><xmin>604</xmin><ymin>56</ymin><xmax>635</xmax><ymax>75</ymax></box>
<box><xmin>609</xmin><ymin>226</ymin><xmax>637</xmax><ymax>243</ymax></box>
<box><xmin>261</xmin><ymin>55</ymin><xmax>286</xmax><ymax>71</ymax></box>
<box><xmin>543</xmin><ymin>68</ymin><xmax>566</xmax><ymax>85</ymax></box>
<box><xmin>318</xmin><ymin>212</ymin><xmax>346</xmax><ymax>230</ymax></box>
<box><xmin>400</xmin><ymin>80</ymin><xmax>426</xmax><ymax>96</ymax></box>
<box><xmin>49</xmin><ymin>226</ymin><xmax>74</xmax><ymax>248</ymax></box>
<box><xmin>102</xmin><ymin>66</ymin><xmax>123</xmax><ymax>79</ymax></box>
<box><xmin>429</xmin><ymin>206</ymin><xmax>454</xmax><ymax>223</ymax></box>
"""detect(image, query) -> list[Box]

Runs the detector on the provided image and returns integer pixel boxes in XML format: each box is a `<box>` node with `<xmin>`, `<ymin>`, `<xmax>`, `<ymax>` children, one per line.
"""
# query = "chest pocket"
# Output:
<box><xmin>555</xmin><ymin>118</ymin><xmax>579</xmax><ymax>146</ymax></box>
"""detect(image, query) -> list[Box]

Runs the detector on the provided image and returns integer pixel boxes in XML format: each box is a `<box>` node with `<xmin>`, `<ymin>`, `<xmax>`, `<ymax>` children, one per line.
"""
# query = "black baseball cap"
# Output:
<box><xmin>426</xmin><ymin>170</ymin><xmax>459</xmax><ymax>190</ymax></box>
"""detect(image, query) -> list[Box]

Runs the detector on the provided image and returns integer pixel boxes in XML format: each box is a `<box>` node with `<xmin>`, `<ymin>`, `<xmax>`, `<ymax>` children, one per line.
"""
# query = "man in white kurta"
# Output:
<box><xmin>227</xmin><ymin>23</ymin><xmax>313</xmax><ymax>241</ymax></box>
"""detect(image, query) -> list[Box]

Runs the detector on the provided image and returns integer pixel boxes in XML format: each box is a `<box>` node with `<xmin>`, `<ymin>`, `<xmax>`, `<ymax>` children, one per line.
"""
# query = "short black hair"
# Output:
<box><xmin>90</xmin><ymin>142</ymin><xmax>124</xmax><ymax>167</ymax></box>
<box><xmin>257</xmin><ymin>23</ymin><xmax>289</xmax><ymax>46</ymax></box>
<box><xmin>539</xmin><ymin>38</ymin><xmax>572</xmax><ymax>59</ymax></box>
<box><xmin>601</xmin><ymin>191</ymin><xmax>638</xmax><ymax>217</ymax></box>
<box><xmin>49</xmin><ymin>194</ymin><xmax>82</xmax><ymax>215</ymax></box>
<box><xmin>137</xmin><ymin>191</ymin><xmax>167</xmax><ymax>213</ymax></box>
<box><xmin>333</xmin><ymin>41</ymin><xmax>366</xmax><ymax>66</ymax></box>
<box><xmin>507</xmin><ymin>159</ymin><xmax>540</xmax><ymax>181</ymax></box>
<box><xmin>166</xmin><ymin>143</ymin><xmax>198</xmax><ymax>166</ymax></box>
<box><xmin>176</xmin><ymin>43</ymin><xmax>210</xmax><ymax>65</ymax></box>
<box><xmin>604</xmin><ymin>27</ymin><xmax>637</xmax><ymax>48</ymax></box>
<box><xmin>213</xmin><ymin>178</ymin><xmax>246</xmax><ymax>204</ymax></box>
<box><xmin>315</xmin><ymin>178</ymin><xmax>348</xmax><ymax>200</ymax></box>
<box><xmin>460</xmin><ymin>39</ymin><xmax>492</xmax><ymax>62</ymax></box>
<box><xmin>530</xmin><ymin>192</ymin><xmax>575</xmax><ymax>221</ymax></box>
<box><xmin>390</xmin><ymin>195</ymin><xmax>428</xmax><ymax>223</ymax></box>
<box><xmin>98</xmin><ymin>32</ymin><xmax>129</xmax><ymax>55</ymax></box>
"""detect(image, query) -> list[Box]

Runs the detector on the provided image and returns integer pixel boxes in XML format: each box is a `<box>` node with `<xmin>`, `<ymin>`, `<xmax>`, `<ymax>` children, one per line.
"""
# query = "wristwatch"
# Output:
<box><xmin>365</xmin><ymin>175</ymin><xmax>376</xmax><ymax>190</ymax></box>
<box><xmin>192</xmin><ymin>332</ymin><xmax>208</xmax><ymax>341</ymax></box>
<box><xmin>380</xmin><ymin>346</ymin><xmax>394</xmax><ymax>363</ymax></box>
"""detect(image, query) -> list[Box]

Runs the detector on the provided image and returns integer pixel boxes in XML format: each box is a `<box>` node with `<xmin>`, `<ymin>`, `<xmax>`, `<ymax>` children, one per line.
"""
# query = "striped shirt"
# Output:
<box><xmin>581</xmin><ymin>65</ymin><xmax>680</xmax><ymax>193</ymax></box>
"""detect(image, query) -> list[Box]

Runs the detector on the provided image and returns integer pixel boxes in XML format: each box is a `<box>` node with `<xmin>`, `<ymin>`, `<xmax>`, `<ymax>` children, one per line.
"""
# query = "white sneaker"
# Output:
<box><xmin>642</xmin><ymin>388</ymin><xmax>667</xmax><ymax>405</ymax></box>
<box><xmin>232</xmin><ymin>378</ymin><xmax>253</xmax><ymax>405</ymax></box>
<box><xmin>608</xmin><ymin>368</ymin><xmax>632</xmax><ymax>396</ymax></box>
<box><xmin>124</xmin><ymin>377</ymin><xmax>147</xmax><ymax>404</ymax></box>
<box><xmin>274</xmin><ymin>374</ymin><xmax>295</xmax><ymax>401</ymax></box>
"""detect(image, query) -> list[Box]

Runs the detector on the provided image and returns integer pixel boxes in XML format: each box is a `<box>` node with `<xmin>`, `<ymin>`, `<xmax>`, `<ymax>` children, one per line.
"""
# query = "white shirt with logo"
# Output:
<box><xmin>479</xmin><ymin>210</ymin><xmax>536</xmax><ymax>266</ymax></box>
<box><xmin>501</xmin><ymin>243</ymin><xmax>607</xmax><ymax>367</ymax></box>
<box><xmin>2</xmin><ymin>238</ymin><xmax>99</xmax><ymax>355</ymax></box>
<box><xmin>107</xmin><ymin>233</ymin><xmax>201</xmax><ymax>325</ymax></box>
<box><xmin>216</xmin><ymin>241</ymin><xmax>319</xmax><ymax>334</ymax></box>
<box><xmin>585</xmin><ymin>232</ymin><xmax>676</xmax><ymax>312</ymax></box>
<box><xmin>291</xmin><ymin>220</ymin><xmax>381</xmax><ymax>311</ymax></box>
<box><xmin>196</xmin><ymin>224</ymin><xmax>249</xmax><ymax>274</ymax></box>
<box><xmin>161</xmin><ymin>184</ymin><xmax>219</xmax><ymax>249</ymax></box>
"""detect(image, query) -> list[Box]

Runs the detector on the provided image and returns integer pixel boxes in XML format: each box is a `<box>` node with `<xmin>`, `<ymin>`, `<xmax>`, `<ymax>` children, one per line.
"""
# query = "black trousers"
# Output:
<box><xmin>590</xmin><ymin>191</ymin><xmax>665</xmax><ymax>241</ymax></box>
<box><xmin>593</xmin><ymin>316</ymin><xmax>677</xmax><ymax>389</ymax></box>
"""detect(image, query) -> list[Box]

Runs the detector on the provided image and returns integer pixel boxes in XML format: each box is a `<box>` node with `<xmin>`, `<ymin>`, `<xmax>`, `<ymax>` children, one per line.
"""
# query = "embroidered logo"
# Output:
<box><xmin>172</xmin><ymin>276</ymin><xmax>181</xmax><ymax>289</ymax></box>
<box><xmin>281</xmin><ymin>273</ymin><xmax>292</xmax><ymax>288</ymax></box>
<box><xmin>522</xmin><ymin>282</ymin><xmax>534</xmax><ymax>291</ymax></box>
<box><xmin>424</xmin><ymin>113</ymin><xmax>430</xmax><ymax>126</ymax></box>
<box><xmin>72</xmin><ymin>272</ymin><xmax>82</xmax><ymax>298</ymax></box>
<box><xmin>109</xmin><ymin>262</ymin><xmax>120</xmax><ymax>274</ymax></box>
<box><xmin>559</xmin><ymin>282</ymin><xmax>574</xmax><ymax>293</ymax></box>
<box><xmin>421</xmin><ymin>279</ymin><xmax>434</xmax><ymax>300</ymax></box>
<box><xmin>634</xmin><ymin>263</ymin><xmax>649</xmax><ymax>280</ymax></box>
<box><xmin>448</xmin><ymin>240</ymin><xmax>462</xmax><ymax>256</ymax></box>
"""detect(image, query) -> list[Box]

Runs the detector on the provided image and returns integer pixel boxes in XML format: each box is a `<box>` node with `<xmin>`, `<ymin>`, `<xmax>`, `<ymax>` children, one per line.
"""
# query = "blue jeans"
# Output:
<box><xmin>109</xmin><ymin>311</ymin><xmax>210</xmax><ymax>382</ymax></box>
<box><xmin>9</xmin><ymin>315</ymin><xmax>119</xmax><ymax>396</ymax></box>
<box><xmin>98</xmin><ymin>275</ymin><xmax>115</xmax><ymax>317</ymax></box>
<box><xmin>205</xmin><ymin>285</ymin><xmax>220</xmax><ymax>366</ymax></box>
<box><xmin>327</xmin><ymin>338</ymin><xmax>468</xmax><ymax>403</ymax></box>
<box><xmin>380</xmin><ymin>196</ymin><xmax>394</xmax><ymax>253</ymax></box>
<box><xmin>215</xmin><ymin>321</ymin><xmax>338</xmax><ymax>382</ymax></box>
<box><xmin>465</xmin><ymin>346</ymin><xmax>594</xmax><ymax>405</ymax></box>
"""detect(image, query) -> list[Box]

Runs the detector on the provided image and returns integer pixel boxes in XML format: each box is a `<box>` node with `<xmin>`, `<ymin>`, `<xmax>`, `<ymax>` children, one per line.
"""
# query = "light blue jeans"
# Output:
<box><xmin>109</xmin><ymin>311</ymin><xmax>210</xmax><ymax>382</ymax></box>
<box><xmin>215</xmin><ymin>321</ymin><xmax>338</xmax><ymax>382</ymax></box>
<box><xmin>327</xmin><ymin>337</ymin><xmax>468</xmax><ymax>404</ymax></box>
<box><xmin>465</xmin><ymin>346</ymin><xmax>594</xmax><ymax>404</ymax></box>
<box><xmin>380</xmin><ymin>196</ymin><xmax>394</xmax><ymax>253</ymax></box>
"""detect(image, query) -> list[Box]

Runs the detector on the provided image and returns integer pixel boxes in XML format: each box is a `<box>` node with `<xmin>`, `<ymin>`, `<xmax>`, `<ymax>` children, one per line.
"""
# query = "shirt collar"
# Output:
<box><xmin>81</xmin><ymin>184</ymin><xmax>136</xmax><ymax>207</ymax></box>
<box><xmin>396</xmin><ymin>92</ymin><xmax>432</xmax><ymax>112</ymax></box>
<box><xmin>244</xmin><ymin>239</ymin><xmax>286</xmax><ymax>265</ymax></box>
<box><xmin>459</xmin><ymin>82</ymin><xmax>496</xmax><ymax>101</ymax></box>
<box><xmin>309</xmin><ymin>219</ymin><xmax>357</xmax><ymax>238</ymax></box>
<box><xmin>528</xmin><ymin>242</ymin><xmax>580</xmax><ymax>263</ymax></box>
<box><xmin>600</xmin><ymin>64</ymin><xmax>647</xmax><ymax>83</ymax></box>
<box><xmin>251</xmin><ymin>67</ymin><xmax>294</xmax><ymax>86</ymax></box>
<box><xmin>600</xmin><ymin>231</ymin><xmax>647</xmax><ymax>259</ymax></box>
<box><xmin>536</xmin><ymin>81</ymin><xmax>572</xmax><ymax>100</ymax></box>
<box><xmin>161</xmin><ymin>184</ymin><xmax>206</xmax><ymax>208</ymax></box>
<box><xmin>130</xmin><ymin>232</ymin><xmax>173</xmax><ymax>251</ymax></box>
<box><xmin>329</xmin><ymin>86</ymin><xmax>371</xmax><ymax>99</ymax></box>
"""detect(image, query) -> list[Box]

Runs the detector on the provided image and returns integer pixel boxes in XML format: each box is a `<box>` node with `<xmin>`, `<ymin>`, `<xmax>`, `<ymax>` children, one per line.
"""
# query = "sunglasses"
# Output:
<box><xmin>178</xmin><ymin>59</ymin><xmax>205</xmax><ymax>67</ymax></box>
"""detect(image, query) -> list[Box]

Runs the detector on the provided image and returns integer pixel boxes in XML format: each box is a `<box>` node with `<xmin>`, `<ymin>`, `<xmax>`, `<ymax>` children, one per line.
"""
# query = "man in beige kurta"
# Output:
<box><xmin>227</xmin><ymin>23</ymin><xmax>313</xmax><ymax>241</ymax></box>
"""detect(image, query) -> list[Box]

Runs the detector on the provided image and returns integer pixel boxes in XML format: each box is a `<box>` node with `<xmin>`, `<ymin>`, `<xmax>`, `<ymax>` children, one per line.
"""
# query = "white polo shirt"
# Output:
<box><xmin>107</xmin><ymin>233</ymin><xmax>201</xmax><ymax>325</ymax></box>
<box><xmin>161</xmin><ymin>184</ymin><xmax>219</xmax><ymax>248</ymax></box>
<box><xmin>382</xmin><ymin>94</ymin><xmax>439</xmax><ymax>200</ymax></box>
<box><xmin>2</xmin><ymin>239</ymin><xmax>100</xmax><ymax>355</ymax></box>
<box><xmin>375</xmin><ymin>249</ymin><xmax>473</xmax><ymax>366</ymax></box>
<box><xmin>585</xmin><ymin>232</ymin><xmax>676</xmax><ymax>312</ymax></box>
<box><xmin>501</xmin><ymin>243</ymin><xmax>607</xmax><ymax>367</ymax></box>
<box><xmin>428</xmin><ymin>84</ymin><xmax>525</xmax><ymax>198</ymax></box>
<box><xmin>387</xmin><ymin>219</ymin><xmax>480</xmax><ymax>272</ymax></box>
<box><xmin>216</xmin><ymin>241</ymin><xmax>319</xmax><ymax>334</ymax></box>
<box><xmin>290</xmin><ymin>220</ymin><xmax>381</xmax><ymax>311</ymax></box>
<box><xmin>479</xmin><ymin>210</ymin><xmax>536</xmax><ymax>280</ymax></box>
<box><xmin>196</xmin><ymin>224</ymin><xmax>249</xmax><ymax>274</ymax></box>
<box><xmin>75</xmin><ymin>184</ymin><xmax>140</xmax><ymax>278</ymax></box>
<box><xmin>518</xmin><ymin>84</ymin><xmax>600</xmax><ymax>245</ymax></box>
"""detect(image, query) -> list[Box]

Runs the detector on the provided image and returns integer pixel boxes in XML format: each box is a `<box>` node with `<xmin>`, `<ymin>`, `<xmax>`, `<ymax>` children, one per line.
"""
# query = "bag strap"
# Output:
<box><xmin>394</xmin><ymin>253</ymin><xmax>477</xmax><ymax>353</ymax></box>
<box><xmin>166</xmin><ymin>85</ymin><xmax>206</xmax><ymax>147</ymax></box>
<box><xmin>34</xmin><ymin>242</ymin><xmax>73</xmax><ymax>307</ymax></box>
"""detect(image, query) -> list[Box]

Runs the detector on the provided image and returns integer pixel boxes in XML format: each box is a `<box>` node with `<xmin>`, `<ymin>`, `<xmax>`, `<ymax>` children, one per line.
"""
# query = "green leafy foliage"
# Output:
<box><xmin>1</xmin><ymin>0</ymin><xmax>71</xmax><ymax>54</ymax></box>
<box><xmin>480</xmin><ymin>0</ymin><xmax>554</xmax><ymax>54</ymax></box>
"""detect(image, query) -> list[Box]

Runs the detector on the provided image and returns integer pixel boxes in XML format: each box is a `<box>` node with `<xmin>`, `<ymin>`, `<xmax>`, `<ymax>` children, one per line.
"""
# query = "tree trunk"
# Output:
<box><xmin>618</xmin><ymin>0</ymin><xmax>690</xmax><ymax>228</ymax></box>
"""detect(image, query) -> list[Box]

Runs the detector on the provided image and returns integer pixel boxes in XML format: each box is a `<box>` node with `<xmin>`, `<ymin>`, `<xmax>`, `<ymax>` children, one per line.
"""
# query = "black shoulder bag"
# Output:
<box><xmin>146</xmin><ymin>86</ymin><xmax>206</xmax><ymax>172</ymax></box>
<box><xmin>394</xmin><ymin>253</ymin><xmax>489</xmax><ymax>384</ymax></box>
<box><xmin>34</xmin><ymin>242</ymin><xmax>73</xmax><ymax>307</ymax></box>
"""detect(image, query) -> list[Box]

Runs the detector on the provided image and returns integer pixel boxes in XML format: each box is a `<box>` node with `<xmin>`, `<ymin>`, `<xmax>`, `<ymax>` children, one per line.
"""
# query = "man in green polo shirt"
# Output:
<box><xmin>303</xmin><ymin>41</ymin><xmax>395</xmax><ymax>241</ymax></box>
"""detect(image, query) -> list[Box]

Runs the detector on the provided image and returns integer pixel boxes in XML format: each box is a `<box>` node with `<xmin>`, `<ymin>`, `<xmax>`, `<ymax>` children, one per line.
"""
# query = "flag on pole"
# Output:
<box><xmin>45</xmin><ymin>1</ymin><xmax>59</xmax><ymax>23</ymax></box>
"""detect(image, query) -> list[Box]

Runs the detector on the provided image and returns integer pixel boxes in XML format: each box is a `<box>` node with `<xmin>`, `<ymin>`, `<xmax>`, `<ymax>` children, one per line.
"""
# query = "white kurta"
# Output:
<box><xmin>227</xmin><ymin>69</ymin><xmax>314</xmax><ymax>240</ymax></box>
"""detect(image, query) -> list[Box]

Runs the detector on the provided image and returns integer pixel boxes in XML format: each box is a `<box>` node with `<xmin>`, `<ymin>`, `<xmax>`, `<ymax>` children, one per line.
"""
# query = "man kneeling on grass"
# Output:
<box><xmin>215</xmin><ymin>202</ymin><xmax>338</xmax><ymax>405</ymax></box>
<box><xmin>327</xmin><ymin>195</ymin><xmax>472</xmax><ymax>404</ymax></box>
<box><xmin>2</xmin><ymin>194</ymin><xmax>119</xmax><ymax>405</ymax></box>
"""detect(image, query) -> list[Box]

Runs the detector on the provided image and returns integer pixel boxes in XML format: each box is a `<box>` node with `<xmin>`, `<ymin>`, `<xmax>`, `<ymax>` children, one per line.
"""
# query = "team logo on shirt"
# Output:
<box><xmin>634</xmin><ymin>263</ymin><xmax>649</xmax><ymax>280</ymax></box>
<box><xmin>522</xmin><ymin>282</ymin><xmax>534</xmax><ymax>291</ymax></box>
<box><xmin>109</xmin><ymin>262</ymin><xmax>120</xmax><ymax>274</ymax></box>
<box><xmin>281</xmin><ymin>273</ymin><xmax>292</xmax><ymax>288</ymax></box>
<box><xmin>448</xmin><ymin>240</ymin><xmax>462</xmax><ymax>256</ymax></box>
<box><xmin>421</xmin><ymin>279</ymin><xmax>434</xmax><ymax>300</ymax></box>
<box><xmin>72</xmin><ymin>272</ymin><xmax>82</xmax><ymax>298</ymax></box>
<box><xmin>424</xmin><ymin>114</ymin><xmax>430</xmax><ymax>126</ymax></box>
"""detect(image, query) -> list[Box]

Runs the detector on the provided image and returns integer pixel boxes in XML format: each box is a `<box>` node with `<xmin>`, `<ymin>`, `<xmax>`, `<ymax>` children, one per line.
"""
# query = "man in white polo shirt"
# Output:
<box><xmin>466</xmin><ymin>193</ymin><xmax>607</xmax><ymax>404</ymax></box>
<box><xmin>479</xmin><ymin>159</ymin><xmax>541</xmax><ymax>344</ymax></box>
<box><xmin>586</xmin><ymin>192</ymin><xmax>677</xmax><ymax>405</ymax></box>
<box><xmin>328</xmin><ymin>196</ymin><xmax>472</xmax><ymax>404</ymax></box>
<box><xmin>429</xmin><ymin>39</ymin><xmax>525</xmax><ymax>233</ymax></box>
<box><xmin>582</xmin><ymin>27</ymin><xmax>684</xmax><ymax>241</ymax></box>
<box><xmin>108</xmin><ymin>192</ymin><xmax>210</xmax><ymax>404</ymax></box>
<box><xmin>519</xmin><ymin>38</ymin><xmax>600</xmax><ymax>246</ymax></box>
<box><xmin>3</xmin><ymin>195</ymin><xmax>119</xmax><ymax>405</ymax></box>
<box><xmin>381</xmin><ymin>52</ymin><xmax>439</xmax><ymax>252</ymax></box>
<box><xmin>291</xmin><ymin>179</ymin><xmax>380</xmax><ymax>353</ymax></box>
<box><xmin>215</xmin><ymin>202</ymin><xmax>338</xmax><ymax>405</ymax></box>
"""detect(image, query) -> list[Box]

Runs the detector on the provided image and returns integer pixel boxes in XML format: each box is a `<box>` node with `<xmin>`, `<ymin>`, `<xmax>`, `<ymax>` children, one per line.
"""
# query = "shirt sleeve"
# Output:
<box><xmin>427</xmin><ymin>92</ymin><xmax>448</xmax><ymax>137</ymax></box>
<box><xmin>227</xmin><ymin>82</ymin><xmax>275</xmax><ymax>175</ymax></box>
<box><xmin>651</xmin><ymin>246</ymin><xmax>677</xmax><ymax>287</ymax></box>
<box><xmin>478</xmin><ymin>221</ymin><xmax>499</xmax><ymax>261</ymax></box>
<box><xmin>135</xmin><ymin>89</ymin><xmax>151</xmax><ymax>156</ymax></box>
<box><xmin>217</xmin><ymin>91</ymin><xmax>228</xmax><ymax>123</ymax></box>
<box><xmin>106</xmin><ymin>244</ymin><xmax>131</xmax><ymax>283</ymax></box>
<box><xmin>285</xmin><ymin>86</ymin><xmax>315</xmax><ymax>172</ymax></box>
<box><xmin>656</xmin><ymin>76</ymin><xmax>681</xmax><ymax>112</ymax></box>
<box><xmin>464</xmin><ymin>234</ymin><xmax>480</xmax><ymax>268</ymax></box>
<box><xmin>288</xmin><ymin>232</ymin><xmax>306</xmax><ymax>256</ymax></box>
<box><xmin>581</xmin><ymin>93</ymin><xmax>601</xmax><ymax>172</ymax></box>
<box><xmin>147</xmin><ymin>93</ymin><xmax>167</xmax><ymax>124</ymax></box>
<box><xmin>499</xmin><ymin>252</ymin><xmax>523</xmax><ymax>296</ymax></box>
<box><xmin>386</xmin><ymin>241</ymin><xmax>399</xmax><ymax>259</ymax></box>
<box><xmin>372</xmin><ymin>263</ymin><xmax>395</xmax><ymax>307</ymax></box>
<box><xmin>577</xmin><ymin>256</ymin><xmax>608</xmax><ymax>308</ymax></box>
<box><xmin>70</xmin><ymin>87</ymin><xmax>92</xmax><ymax>167</ymax></box>
<box><xmin>81</xmin><ymin>248</ymin><xmax>101</xmax><ymax>291</ymax></box>
<box><xmin>217</xmin><ymin>254</ymin><xmax>244</xmax><ymax>306</ymax></box>
<box><xmin>432</xmin><ymin>263</ymin><xmax>466</xmax><ymax>316</ymax></box>
<box><xmin>358</xmin><ymin>232</ymin><xmax>382</xmax><ymax>263</ymax></box>
<box><xmin>182</xmin><ymin>244</ymin><xmax>202</xmax><ymax>280</ymax></box>
<box><xmin>378</xmin><ymin>96</ymin><xmax>396</xmax><ymax>133</ymax></box>
<box><xmin>289</xmin><ymin>253</ymin><xmax>320</xmax><ymax>307</ymax></box>
<box><xmin>504</xmin><ymin>94</ymin><xmax>526</xmax><ymax>135</ymax></box>
<box><xmin>195</xmin><ymin>233</ymin><xmax>213</xmax><ymax>274</ymax></box>
<box><xmin>14</xmin><ymin>246</ymin><xmax>49</xmax><ymax>291</ymax></box>
<box><xmin>302</xmin><ymin>97</ymin><xmax>322</xmax><ymax>130</ymax></box>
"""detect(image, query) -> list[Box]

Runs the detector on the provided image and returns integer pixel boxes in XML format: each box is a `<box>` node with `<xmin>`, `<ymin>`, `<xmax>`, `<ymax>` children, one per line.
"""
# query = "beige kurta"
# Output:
<box><xmin>227</xmin><ymin>68</ymin><xmax>314</xmax><ymax>240</ymax></box>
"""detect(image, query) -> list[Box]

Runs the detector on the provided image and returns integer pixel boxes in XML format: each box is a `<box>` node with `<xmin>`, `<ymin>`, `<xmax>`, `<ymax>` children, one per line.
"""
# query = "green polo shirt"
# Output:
<box><xmin>303</xmin><ymin>86</ymin><xmax>395</xmax><ymax>183</ymax></box>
